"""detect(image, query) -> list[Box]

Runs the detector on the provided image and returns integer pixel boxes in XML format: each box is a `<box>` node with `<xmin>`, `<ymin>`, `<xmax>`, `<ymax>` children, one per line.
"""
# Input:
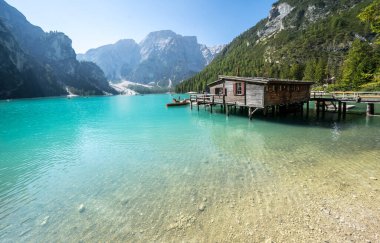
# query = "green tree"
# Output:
<box><xmin>358</xmin><ymin>0</ymin><xmax>380</xmax><ymax>43</ymax></box>
<box><xmin>290</xmin><ymin>63</ymin><xmax>304</xmax><ymax>80</ymax></box>
<box><xmin>314</xmin><ymin>59</ymin><xmax>327</xmax><ymax>84</ymax></box>
<box><xmin>303</xmin><ymin>60</ymin><xmax>316</xmax><ymax>81</ymax></box>
<box><xmin>341</xmin><ymin>39</ymin><xmax>376</xmax><ymax>90</ymax></box>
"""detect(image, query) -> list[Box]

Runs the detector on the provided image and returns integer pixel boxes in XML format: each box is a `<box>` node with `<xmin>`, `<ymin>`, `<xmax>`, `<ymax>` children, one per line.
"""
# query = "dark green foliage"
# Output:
<box><xmin>340</xmin><ymin>39</ymin><xmax>380</xmax><ymax>90</ymax></box>
<box><xmin>176</xmin><ymin>0</ymin><xmax>377</xmax><ymax>92</ymax></box>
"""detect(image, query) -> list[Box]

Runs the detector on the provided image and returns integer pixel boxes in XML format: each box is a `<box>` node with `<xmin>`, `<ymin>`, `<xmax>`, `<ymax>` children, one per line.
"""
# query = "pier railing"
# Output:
<box><xmin>189</xmin><ymin>94</ymin><xmax>226</xmax><ymax>104</ymax></box>
<box><xmin>311</xmin><ymin>91</ymin><xmax>380</xmax><ymax>102</ymax></box>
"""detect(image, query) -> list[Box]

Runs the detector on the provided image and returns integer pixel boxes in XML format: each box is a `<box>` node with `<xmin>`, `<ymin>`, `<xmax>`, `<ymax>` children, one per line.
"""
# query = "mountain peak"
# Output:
<box><xmin>78</xmin><ymin>30</ymin><xmax>225</xmax><ymax>86</ymax></box>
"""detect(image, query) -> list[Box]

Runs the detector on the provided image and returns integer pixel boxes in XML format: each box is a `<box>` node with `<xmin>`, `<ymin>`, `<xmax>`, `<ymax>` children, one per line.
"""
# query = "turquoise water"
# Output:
<box><xmin>0</xmin><ymin>95</ymin><xmax>379</xmax><ymax>242</ymax></box>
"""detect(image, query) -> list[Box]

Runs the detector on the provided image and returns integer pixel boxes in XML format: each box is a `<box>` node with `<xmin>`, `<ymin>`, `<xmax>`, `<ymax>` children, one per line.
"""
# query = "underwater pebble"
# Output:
<box><xmin>40</xmin><ymin>216</ymin><xmax>49</xmax><ymax>226</ymax></box>
<box><xmin>78</xmin><ymin>204</ymin><xmax>85</xmax><ymax>213</ymax></box>
<box><xmin>198</xmin><ymin>203</ymin><xmax>206</xmax><ymax>211</ymax></box>
<box><xmin>202</xmin><ymin>197</ymin><xmax>207</xmax><ymax>202</ymax></box>
<box><xmin>369</xmin><ymin>177</ymin><xmax>377</xmax><ymax>181</ymax></box>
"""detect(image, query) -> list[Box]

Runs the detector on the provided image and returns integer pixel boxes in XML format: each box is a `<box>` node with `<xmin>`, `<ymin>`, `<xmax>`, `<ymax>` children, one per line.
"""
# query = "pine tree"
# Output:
<box><xmin>303</xmin><ymin>60</ymin><xmax>316</xmax><ymax>81</ymax></box>
<box><xmin>314</xmin><ymin>59</ymin><xmax>327</xmax><ymax>84</ymax></box>
<box><xmin>341</xmin><ymin>39</ymin><xmax>376</xmax><ymax>90</ymax></box>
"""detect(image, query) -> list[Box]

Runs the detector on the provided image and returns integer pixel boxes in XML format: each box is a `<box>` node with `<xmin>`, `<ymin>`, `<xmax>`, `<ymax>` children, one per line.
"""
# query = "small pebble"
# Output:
<box><xmin>370</xmin><ymin>177</ymin><xmax>377</xmax><ymax>181</ymax></box>
<box><xmin>41</xmin><ymin>216</ymin><xmax>49</xmax><ymax>226</ymax></box>
<box><xmin>78</xmin><ymin>204</ymin><xmax>85</xmax><ymax>213</ymax></box>
<box><xmin>198</xmin><ymin>203</ymin><xmax>206</xmax><ymax>211</ymax></box>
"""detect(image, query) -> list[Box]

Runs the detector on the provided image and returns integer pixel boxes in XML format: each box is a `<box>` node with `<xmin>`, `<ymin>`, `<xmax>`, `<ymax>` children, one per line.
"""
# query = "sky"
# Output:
<box><xmin>5</xmin><ymin>0</ymin><xmax>276</xmax><ymax>54</ymax></box>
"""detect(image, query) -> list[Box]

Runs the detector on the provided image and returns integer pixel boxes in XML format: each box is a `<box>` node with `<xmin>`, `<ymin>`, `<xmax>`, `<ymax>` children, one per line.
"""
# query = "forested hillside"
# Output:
<box><xmin>176</xmin><ymin>0</ymin><xmax>379</xmax><ymax>92</ymax></box>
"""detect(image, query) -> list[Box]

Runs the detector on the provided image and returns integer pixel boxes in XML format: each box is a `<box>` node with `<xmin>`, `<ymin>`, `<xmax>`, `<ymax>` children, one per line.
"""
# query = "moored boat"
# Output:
<box><xmin>166</xmin><ymin>99</ymin><xmax>189</xmax><ymax>107</ymax></box>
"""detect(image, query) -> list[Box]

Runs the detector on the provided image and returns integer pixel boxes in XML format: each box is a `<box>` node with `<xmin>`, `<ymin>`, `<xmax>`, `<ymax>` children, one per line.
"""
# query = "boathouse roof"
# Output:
<box><xmin>207</xmin><ymin>75</ymin><xmax>314</xmax><ymax>87</ymax></box>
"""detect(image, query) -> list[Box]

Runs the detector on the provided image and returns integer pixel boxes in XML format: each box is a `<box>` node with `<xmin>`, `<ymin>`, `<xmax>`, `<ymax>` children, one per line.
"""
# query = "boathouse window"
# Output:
<box><xmin>215</xmin><ymin>88</ymin><xmax>223</xmax><ymax>95</ymax></box>
<box><xmin>233</xmin><ymin>83</ymin><xmax>244</xmax><ymax>96</ymax></box>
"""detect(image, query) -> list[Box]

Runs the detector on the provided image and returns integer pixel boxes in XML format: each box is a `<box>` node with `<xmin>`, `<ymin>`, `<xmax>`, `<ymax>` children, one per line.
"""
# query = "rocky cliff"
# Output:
<box><xmin>0</xmin><ymin>0</ymin><xmax>116</xmax><ymax>99</ymax></box>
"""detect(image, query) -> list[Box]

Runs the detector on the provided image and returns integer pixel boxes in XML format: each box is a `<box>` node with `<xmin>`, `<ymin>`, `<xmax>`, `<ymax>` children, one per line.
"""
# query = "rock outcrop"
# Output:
<box><xmin>0</xmin><ymin>0</ymin><xmax>116</xmax><ymax>99</ymax></box>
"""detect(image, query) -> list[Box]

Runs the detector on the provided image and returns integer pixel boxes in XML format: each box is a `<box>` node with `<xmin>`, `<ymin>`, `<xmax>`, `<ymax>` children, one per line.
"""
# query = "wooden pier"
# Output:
<box><xmin>311</xmin><ymin>91</ymin><xmax>380</xmax><ymax>118</ymax></box>
<box><xmin>189</xmin><ymin>91</ymin><xmax>380</xmax><ymax>120</ymax></box>
<box><xmin>190</xmin><ymin>93</ymin><xmax>308</xmax><ymax>119</ymax></box>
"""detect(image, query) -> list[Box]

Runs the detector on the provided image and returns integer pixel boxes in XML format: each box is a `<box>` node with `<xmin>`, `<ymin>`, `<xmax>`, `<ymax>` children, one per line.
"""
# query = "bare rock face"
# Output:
<box><xmin>257</xmin><ymin>3</ymin><xmax>294</xmax><ymax>39</ymax></box>
<box><xmin>0</xmin><ymin>0</ymin><xmax>116</xmax><ymax>98</ymax></box>
<box><xmin>43</xmin><ymin>32</ymin><xmax>76</xmax><ymax>61</ymax></box>
<box><xmin>78</xmin><ymin>30</ymin><xmax>225</xmax><ymax>87</ymax></box>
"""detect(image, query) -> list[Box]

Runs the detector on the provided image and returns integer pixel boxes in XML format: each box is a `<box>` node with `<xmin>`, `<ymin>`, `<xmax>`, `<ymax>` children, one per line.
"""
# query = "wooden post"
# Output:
<box><xmin>223</xmin><ymin>95</ymin><xmax>226</xmax><ymax>113</ymax></box>
<box><xmin>263</xmin><ymin>107</ymin><xmax>267</xmax><ymax>116</ymax></box>
<box><xmin>338</xmin><ymin>101</ymin><xmax>342</xmax><ymax>118</ymax></box>
<box><xmin>272</xmin><ymin>106</ymin><xmax>275</xmax><ymax>116</ymax></box>
<box><xmin>367</xmin><ymin>103</ymin><xmax>375</xmax><ymax>116</ymax></box>
<box><xmin>248</xmin><ymin>107</ymin><xmax>252</xmax><ymax>120</ymax></box>
<box><xmin>322</xmin><ymin>100</ymin><xmax>326</xmax><ymax>116</ymax></box>
<box><xmin>316</xmin><ymin>100</ymin><xmax>320</xmax><ymax>117</ymax></box>
<box><xmin>343</xmin><ymin>102</ymin><xmax>347</xmax><ymax>118</ymax></box>
<box><xmin>226</xmin><ymin>105</ymin><xmax>229</xmax><ymax>116</ymax></box>
<box><xmin>306</xmin><ymin>101</ymin><xmax>310</xmax><ymax>117</ymax></box>
<box><xmin>244</xmin><ymin>82</ymin><xmax>247</xmax><ymax>106</ymax></box>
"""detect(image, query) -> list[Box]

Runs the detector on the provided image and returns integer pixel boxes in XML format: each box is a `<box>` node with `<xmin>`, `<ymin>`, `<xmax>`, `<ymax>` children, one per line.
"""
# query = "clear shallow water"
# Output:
<box><xmin>0</xmin><ymin>95</ymin><xmax>379</xmax><ymax>242</ymax></box>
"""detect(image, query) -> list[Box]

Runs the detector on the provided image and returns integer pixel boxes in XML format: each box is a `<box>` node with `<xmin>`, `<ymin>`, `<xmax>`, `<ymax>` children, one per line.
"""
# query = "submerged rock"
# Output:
<box><xmin>40</xmin><ymin>216</ymin><xmax>49</xmax><ymax>226</ymax></box>
<box><xmin>78</xmin><ymin>204</ymin><xmax>85</xmax><ymax>213</ymax></box>
<box><xmin>198</xmin><ymin>203</ymin><xmax>206</xmax><ymax>212</ymax></box>
<box><xmin>370</xmin><ymin>177</ymin><xmax>377</xmax><ymax>181</ymax></box>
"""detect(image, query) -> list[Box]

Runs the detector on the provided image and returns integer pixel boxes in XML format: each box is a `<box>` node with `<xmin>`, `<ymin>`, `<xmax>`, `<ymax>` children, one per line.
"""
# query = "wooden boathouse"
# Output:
<box><xmin>190</xmin><ymin>76</ymin><xmax>314</xmax><ymax>119</ymax></box>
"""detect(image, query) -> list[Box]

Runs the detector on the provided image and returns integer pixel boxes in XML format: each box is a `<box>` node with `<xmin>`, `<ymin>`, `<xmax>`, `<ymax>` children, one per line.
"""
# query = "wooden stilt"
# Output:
<box><xmin>322</xmin><ymin>100</ymin><xmax>326</xmax><ymax>117</ymax></box>
<box><xmin>343</xmin><ymin>102</ymin><xmax>347</xmax><ymax>118</ymax></box>
<box><xmin>367</xmin><ymin>103</ymin><xmax>375</xmax><ymax>116</ymax></box>
<box><xmin>338</xmin><ymin>101</ymin><xmax>342</xmax><ymax>119</ymax></box>
<box><xmin>316</xmin><ymin>100</ymin><xmax>320</xmax><ymax>117</ymax></box>
<box><xmin>223</xmin><ymin>95</ymin><xmax>226</xmax><ymax>113</ymax></box>
<box><xmin>306</xmin><ymin>101</ymin><xmax>310</xmax><ymax>117</ymax></box>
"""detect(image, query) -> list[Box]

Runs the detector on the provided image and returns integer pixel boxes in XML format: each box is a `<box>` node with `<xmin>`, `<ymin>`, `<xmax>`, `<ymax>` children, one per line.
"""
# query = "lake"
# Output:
<box><xmin>0</xmin><ymin>95</ymin><xmax>379</xmax><ymax>242</ymax></box>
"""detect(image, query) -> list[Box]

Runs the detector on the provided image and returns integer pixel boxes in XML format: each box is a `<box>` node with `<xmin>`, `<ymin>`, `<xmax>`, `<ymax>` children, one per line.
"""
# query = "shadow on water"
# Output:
<box><xmin>189</xmin><ymin>102</ymin><xmax>380</xmax><ymax>131</ymax></box>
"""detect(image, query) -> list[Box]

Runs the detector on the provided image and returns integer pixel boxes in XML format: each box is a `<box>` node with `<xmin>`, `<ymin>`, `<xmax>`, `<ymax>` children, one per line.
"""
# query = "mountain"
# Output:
<box><xmin>77</xmin><ymin>30</ymin><xmax>225</xmax><ymax>87</ymax></box>
<box><xmin>176</xmin><ymin>0</ymin><xmax>379</xmax><ymax>92</ymax></box>
<box><xmin>0</xmin><ymin>0</ymin><xmax>116</xmax><ymax>99</ymax></box>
